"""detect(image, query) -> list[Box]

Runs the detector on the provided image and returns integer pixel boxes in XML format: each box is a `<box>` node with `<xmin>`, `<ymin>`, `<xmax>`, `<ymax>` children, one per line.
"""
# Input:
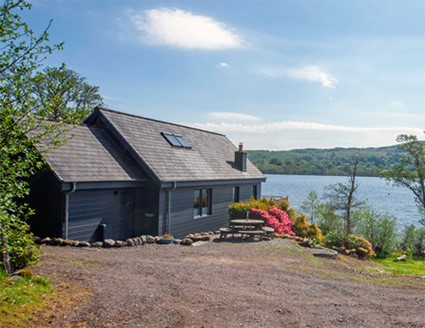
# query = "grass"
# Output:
<box><xmin>372</xmin><ymin>255</ymin><xmax>425</xmax><ymax>276</ymax></box>
<box><xmin>0</xmin><ymin>270</ymin><xmax>53</xmax><ymax>327</ymax></box>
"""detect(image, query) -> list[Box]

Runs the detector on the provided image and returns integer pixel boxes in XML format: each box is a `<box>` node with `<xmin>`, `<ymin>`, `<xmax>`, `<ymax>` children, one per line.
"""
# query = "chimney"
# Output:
<box><xmin>235</xmin><ymin>142</ymin><xmax>247</xmax><ymax>172</ymax></box>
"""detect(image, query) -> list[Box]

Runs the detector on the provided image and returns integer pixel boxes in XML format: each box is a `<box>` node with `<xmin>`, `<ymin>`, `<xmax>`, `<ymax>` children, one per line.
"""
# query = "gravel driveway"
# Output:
<box><xmin>30</xmin><ymin>238</ymin><xmax>425</xmax><ymax>328</ymax></box>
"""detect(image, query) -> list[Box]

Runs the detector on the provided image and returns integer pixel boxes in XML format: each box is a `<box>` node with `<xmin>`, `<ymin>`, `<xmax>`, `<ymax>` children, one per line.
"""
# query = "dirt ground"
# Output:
<box><xmin>29</xmin><ymin>238</ymin><xmax>424</xmax><ymax>328</ymax></box>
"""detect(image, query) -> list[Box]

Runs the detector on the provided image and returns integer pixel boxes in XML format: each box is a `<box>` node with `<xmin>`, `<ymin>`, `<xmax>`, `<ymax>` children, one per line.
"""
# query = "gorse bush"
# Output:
<box><xmin>228</xmin><ymin>198</ymin><xmax>272</xmax><ymax>220</ymax></box>
<box><xmin>325</xmin><ymin>231</ymin><xmax>375</xmax><ymax>259</ymax></box>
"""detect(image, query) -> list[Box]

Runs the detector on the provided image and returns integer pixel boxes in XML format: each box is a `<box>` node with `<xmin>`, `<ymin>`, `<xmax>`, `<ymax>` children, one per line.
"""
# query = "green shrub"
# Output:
<box><xmin>307</xmin><ymin>222</ymin><xmax>323</xmax><ymax>244</ymax></box>
<box><xmin>325</xmin><ymin>231</ymin><xmax>375</xmax><ymax>259</ymax></box>
<box><xmin>292</xmin><ymin>214</ymin><xmax>309</xmax><ymax>237</ymax></box>
<box><xmin>400</xmin><ymin>225</ymin><xmax>425</xmax><ymax>256</ymax></box>
<box><xmin>228</xmin><ymin>198</ymin><xmax>271</xmax><ymax>220</ymax></box>
<box><xmin>6</xmin><ymin>220</ymin><xmax>40</xmax><ymax>271</ymax></box>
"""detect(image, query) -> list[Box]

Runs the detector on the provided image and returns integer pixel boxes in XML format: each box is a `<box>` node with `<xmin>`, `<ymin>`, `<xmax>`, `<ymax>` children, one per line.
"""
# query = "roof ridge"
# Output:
<box><xmin>96</xmin><ymin>106</ymin><xmax>226</xmax><ymax>137</ymax></box>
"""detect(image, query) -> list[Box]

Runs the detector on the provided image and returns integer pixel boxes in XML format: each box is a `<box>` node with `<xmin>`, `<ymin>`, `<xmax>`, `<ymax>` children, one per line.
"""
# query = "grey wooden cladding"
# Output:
<box><xmin>68</xmin><ymin>189</ymin><xmax>121</xmax><ymax>242</ymax></box>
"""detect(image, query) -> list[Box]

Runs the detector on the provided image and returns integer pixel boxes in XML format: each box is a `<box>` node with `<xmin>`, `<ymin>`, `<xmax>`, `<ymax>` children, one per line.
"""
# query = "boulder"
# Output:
<box><xmin>180</xmin><ymin>238</ymin><xmax>193</xmax><ymax>246</ymax></box>
<box><xmin>61</xmin><ymin>239</ymin><xmax>78</xmax><ymax>247</ymax></box>
<box><xmin>91</xmin><ymin>241</ymin><xmax>103</xmax><ymax>248</ymax></box>
<box><xmin>141</xmin><ymin>235</ymin><xmax>147</xmax><ymax>244</ymax></box>
<box><xmin>48</xmin><ymin>237</ymin><xmax>64</xmax><ymax>246</ymax></box>
<box><xmin>173</xmin><ymin>239</ymin><xmax>182</xmax><ymax>244</ymax></box>
<box><xmin>126</xmin><ymin>238</ymin><xmax>135</xmax><ymax>247</ymax></box>
<box><xmin>298</xmin><ymin>238</ymin><xmax>311</xmax><ymax>248</ymax></box>
<box><xmin>40</xmin><ymin>237</ymin><xmax>51</xmax><ymax>245</ymax></box>
<box><xmin>396</xmin><ymin>254</ymin><xmax>407</xmax><ymax>262</ymax></box>
<box><xmin>77</xmin><ymin>241</ymin><xmax>91</xmax><ymax>247</ymax></box>
<box><xmin>190</xmin><ymin>234</ymin><xmax>210</xmax><ymax>242</ymax></box>
<box><xmin>103</xmin><ymin>239</ymin><xmax>115</xmax><ymax>248</ymax></box>
<box><xmin>33</xmin><ymin>236</ymin><xmax>41</xmax><ymax>244</ymax></box>
<box><xmin>114</xmin><ymin>240</ymin><xmax>126</xmax><ymax>247</ymax></box>
<box><xmin>145</xmin><ymin>235</ymin><xmax>155</xmax><ymax>244</ymax></box>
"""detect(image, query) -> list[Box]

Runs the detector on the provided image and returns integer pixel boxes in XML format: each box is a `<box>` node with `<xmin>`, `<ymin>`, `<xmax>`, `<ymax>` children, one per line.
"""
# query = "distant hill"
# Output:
<box><xmin>247</xmin><ymin>145</ymin><xmax>405</xmax><ymax>177</ymax></box>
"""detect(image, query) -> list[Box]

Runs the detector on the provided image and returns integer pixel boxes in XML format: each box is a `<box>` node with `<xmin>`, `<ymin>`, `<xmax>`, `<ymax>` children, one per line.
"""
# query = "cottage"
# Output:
<box><xmin>28</xmin><ymin>107</ymin><xmax>266</xmax><ymax>241</ymax></box>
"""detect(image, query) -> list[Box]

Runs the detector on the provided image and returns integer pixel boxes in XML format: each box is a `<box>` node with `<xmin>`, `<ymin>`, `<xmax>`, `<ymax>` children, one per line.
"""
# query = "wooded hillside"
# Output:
<box><xmin>247</xmin><ymin>145</ymin><xmax>405</xmax><ymax>177</ymax></box>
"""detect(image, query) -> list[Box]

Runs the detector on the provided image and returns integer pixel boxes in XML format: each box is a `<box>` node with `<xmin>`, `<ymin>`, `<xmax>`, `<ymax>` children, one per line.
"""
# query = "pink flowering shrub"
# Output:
<box><xmin>250</xmin><ymin>206</ymin><xmax>295</xmax><ymax>236</ymax></box>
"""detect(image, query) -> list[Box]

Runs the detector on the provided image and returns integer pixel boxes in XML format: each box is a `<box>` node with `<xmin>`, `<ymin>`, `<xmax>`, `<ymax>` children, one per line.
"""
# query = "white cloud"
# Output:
<box><xmin>389</xmin><ymin>101</ymin><xmax>405</xmax><ymax>110</ymax></box>
<box><xmin>129</xmin><ymin>8</ymin><xmax>242</xmax><ymax>50</ymax></box>
<box><xmin>287</xmin><ymin>65</ymin><xmax>338</xmax><ymax>88</ymax></box>
<box><xmin>217</xmin><ymin>62</ymin><xmax>229</xmax><ymax>69</ymax></box>
<box><xmin>187</xmin><ymin>121</ymin><xmax>423</xmax><ymax>150</ymax></box>
<box><xmin>256</xmin><ymin>65</ymin><xmax>338</xmax><ymax>88</ymax></box>
<box><xmin>207</xmin><ymin>112</ymin><xmax>260</xmax><ymax>122</ymax></box>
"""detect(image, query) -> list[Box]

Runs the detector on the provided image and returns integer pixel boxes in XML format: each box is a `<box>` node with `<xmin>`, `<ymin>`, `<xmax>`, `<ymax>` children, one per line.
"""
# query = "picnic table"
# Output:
<box><xmin>230</xmin><ymin>219</ymin><xmax>265</xmax><ymax>240</ymax></box>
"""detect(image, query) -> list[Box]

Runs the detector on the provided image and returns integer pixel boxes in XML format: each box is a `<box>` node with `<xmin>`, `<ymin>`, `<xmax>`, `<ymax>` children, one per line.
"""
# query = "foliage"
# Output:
<box><xmin>247</xmin><ymin>145</ymin><xmax>407</xmax><ymax>177</ymax></box>
<box><xmin>33</xmin><ymin>64</ymin><xmax>103</xmax><ymax>123</ymax></box>
<box><xmin>381</xmin><ymin>134</ymin><xmax>425</xmax><ymax>227</ymax></box>
<box><xmin>354</xmin><ymin>205</ymin><xmax>398</xmax><ymax>254</ymax></box>
<box><xmin>399</xmin><ymin>225</ymin><xmax>425</xmax><ymax>256</ymax></box>
<box><xmin>228</xmin><ymin>198</ymin><xmax>273</xmax><ymax>220</ymax></box>
<box><xmin>314</xmin><ymin>203</ymin><xmax>344</xmax><ymax>235</ymax></box>
<box><xmin>250</xmin><ymin>207</ymin><xmax>295</xmax><ymax>236</ymax></box>
<box><xmin>373</xmin><ymin>254</ymin><xmax>425</xmax><ymax>276</ymax></box>
<box><xmin>0</xmin><ymin>0</ymin><xmax>102</xmax><ymax>273</ymax></box>
<box><xmin>230</xmin><ymin>198</ymin><xmax>323</xmax><ymax>241</ymax></box>
<box><xmin>324</xmin><ymin>157</ymin><xmax>363</xmax><ymax>234</ymax></box>
<box><xmin>299</xmin><ymin>191</ymin><xmax>320</xmax><ymax>223</ymax></box>
<box><xmin>306</xmin><ymin>222</ymin><xmax>323</xmax><ymax>244</ymax></box>
<box><xmin>325</xmin><ymin>231</ymin><xmax>376</xmax><ymax>259</ymax></box>
<box><xmin>0</xmin><ymin>270</ymin><xmax>52</xmax><ymax>326</ymax></box>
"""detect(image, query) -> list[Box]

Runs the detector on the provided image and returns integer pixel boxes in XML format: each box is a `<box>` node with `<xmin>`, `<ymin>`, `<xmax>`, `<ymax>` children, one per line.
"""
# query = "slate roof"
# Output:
<box><xmin>42</xmin><ymin>124</ymin><xmax>147</xmax><ymax>182</ymax></box>
<box><xmin>93</xmin><ymin>107</ymin><xmax>265</xmax><ymax>182</ymax></box>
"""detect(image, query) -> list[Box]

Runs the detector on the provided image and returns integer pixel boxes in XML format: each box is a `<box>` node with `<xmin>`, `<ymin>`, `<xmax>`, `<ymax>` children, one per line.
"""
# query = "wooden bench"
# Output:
<box><xmin>219</xmin><ymin>227</ymin><xmax>233</xmax><ymax>239</ymax></box>
<box><xmin>262</xmin><ymin>227</ymin><xmax>275</xmax><ymax>239</ymax></box>
<box><xmin>238</xmin><ymin>230</ymin><xmax>266</xmax><ymax>241</ymax></box>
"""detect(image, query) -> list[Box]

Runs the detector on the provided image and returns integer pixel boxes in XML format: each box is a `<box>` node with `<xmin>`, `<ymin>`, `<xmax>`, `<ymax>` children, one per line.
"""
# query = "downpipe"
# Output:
<box><xmin>64</xmin><ymin>182</ymin><xmax>77</xmax><ymax>239</ymax></box>
<box><xmin>166</xmin><ymin>181</ymin><xmax>177</xmax><ymax>234</ymax></box>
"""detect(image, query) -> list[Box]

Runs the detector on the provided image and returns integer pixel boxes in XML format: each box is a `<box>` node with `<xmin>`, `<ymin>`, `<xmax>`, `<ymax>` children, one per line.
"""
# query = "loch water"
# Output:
<box><xmin>261</xmin><ymin>174</ymin><xmax>422</xmax><ymax>228</ymax></box>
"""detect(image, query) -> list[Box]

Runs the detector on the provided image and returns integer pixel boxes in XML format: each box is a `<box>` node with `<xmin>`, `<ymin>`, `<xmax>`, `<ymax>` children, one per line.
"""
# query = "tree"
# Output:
<box><xmin>381</xmin><ymin>134</ymin><xmax>425</xmax><ymax>227</ymax></box>
<box><xmin>0</xmin><ymin>0</ymin><xmax>102</xmax><ymax>273</ymax></box>
<box><xmin>33</xmin><ymin>65</ymin><xmax>103</xmax><ymax>123</ymax></box>
<box><xmin>324</xmin><ymin>157</ymin><xmax>364</xmax><ymax>234</ymax></box>
<box><xmin>299</xmin><ymin>190</ymin><xmax>320</xmax><ymax>223</ymax></box>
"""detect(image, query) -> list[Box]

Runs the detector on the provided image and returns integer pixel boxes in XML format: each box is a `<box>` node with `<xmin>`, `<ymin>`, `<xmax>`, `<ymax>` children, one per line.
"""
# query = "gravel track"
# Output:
<box><xmin>31</xmin><ymin>238</ymin><xmax>425</xmax><ymax>328</ymax></box>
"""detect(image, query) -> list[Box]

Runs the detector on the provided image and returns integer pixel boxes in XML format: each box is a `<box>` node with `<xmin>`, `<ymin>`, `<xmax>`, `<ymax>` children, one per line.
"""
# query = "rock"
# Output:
<box><xmin>208</xmin><ymin>231</ymin><xmax>215</xmax><ymax>235</ymax></box>
<box><xmin>141</xmin><ymin>235</ymin><xmax>147</xmax><ymax>244</ymax></box>
<box><xmin>192</xmin><ymin>241</ymin><xmax>208</xmax><ymax>247</ymax></box>
<box><xmin>298</xmin><ymin>238</ymin><xmax>311</xmax><ymax>248</ymax></box>
<box><xmin>154</xmin><ymin>236</ymin><xmax>160</xmax><ymax>243</ymax></box>
<box><xmin>61</xmin><ymin>239</ymin><xmax>78</xmax><ymax>247</ymax></box>
<box><xmin>126</xmin><ymin>238</ymin><xmax>135</xmax><ymax>247</ymax></box>
<box><xmin>114</xmin><ymin>240</ymin><xmax>126</xmax><ymax>247</ymax></box>
<box><xmin>190</xmin><ymin>234</ymin><xmax>210</xmax><ymax>242</ymax></box>
<box><xmin>180</xmin><ymin>238</ymin><xmax>193</xmax><ymax>246</ymax></box>
<box><xmin>313</xmin><ymin>247</ymin><xmax>339</xmax><ymax>259</ymax></box>
<box><xmin>40</xmin><ymin>237</ymin><xmax>51</xmax><ymax>245</ymax></box>
<box><xmin>145</xmin><ymin>235</ymin><xmax>155</xmax><ymax>244</ymax></box>
<box><xmin>103</xmin><ymin>239</ymin><xmax>115</xmax><ymax>248</ymax></box>
<box><xmin>396</xmin><ymin>254</ymin><xmax>407</xmax><ymax>261</ymax></box>
<box><xmin>48</xmin><ymin>237</ymin><xmax>64</xmax><ymax>246</ymax></box>
<box><xmin>135</xmin><ymin>237</ymin><xmax>143</xmax><ymax>245</ymax></box>
<box><xmin>77</xmin><ymin>241</ymin><xmax>91</xmax><ymax>247</ymax></box>
<box><xmin>173</xmin><ymin>239</ymin><xmax>182</xmax><ymax>244</ymax></box>
<box><xmin>91</xmin><ymin>241</ymin><xmax>103</xmax><ymax>248</ymax></box>
<box><xmin>33</xmin><ymin>236</ymin><xmax>41</xmax><ymax>244</ymax></box>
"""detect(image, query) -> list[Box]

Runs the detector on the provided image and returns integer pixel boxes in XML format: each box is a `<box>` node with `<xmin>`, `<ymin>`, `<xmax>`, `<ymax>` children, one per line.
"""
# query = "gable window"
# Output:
<box><xmin>162</xmin><ymin>132</ymin><xmax>191</xmax><ymax>148</ymax></box>
<box><xmin>194</xmin><ymin>189</ymin><xmax>212</xmax><ymax>218</ymax></box>
<box><xmin>233</xmin><ymin>186</ymin><xmax>240</xmax><ymax>203</ymax></box>
<box><xmin>252</xmin><ymin>185</ymin><xmax>258</xmax><ymax>200</ymax></box>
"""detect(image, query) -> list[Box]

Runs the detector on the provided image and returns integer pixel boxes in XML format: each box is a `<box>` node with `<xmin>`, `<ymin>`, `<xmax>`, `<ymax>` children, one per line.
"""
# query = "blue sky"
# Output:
<box><xmin>27</xmin><ymin>0</ymin><xmax>424</xmax><ymax>150</ymax></box>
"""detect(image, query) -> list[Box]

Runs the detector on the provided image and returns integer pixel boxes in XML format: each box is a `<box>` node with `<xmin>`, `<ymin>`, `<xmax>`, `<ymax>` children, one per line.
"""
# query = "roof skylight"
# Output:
<box><xmin>162</xmin><ymin>133</ymin><xmax>191</xmax><ymax>148</ymax></box>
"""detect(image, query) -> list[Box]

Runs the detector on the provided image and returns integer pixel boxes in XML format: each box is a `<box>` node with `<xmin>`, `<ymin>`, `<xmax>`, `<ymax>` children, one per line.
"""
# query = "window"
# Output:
<box><xmin>194</xmin><ymin>189</ymin><xmax>212</xmax><ymax>217</ymax></box>
<box><xmin>252</xmin><ymin>185</ymin><xmax>258</xmax><ymax>200</ymax></box>
<box><xmin>162</xmin><ymin>132</ymin><xmax>191</xmax><ymax>148</ymax></box>
<box><xmin>233</xmin><ymin>186</ymin><xmax>240</xmax><ymax>203</ymax></box>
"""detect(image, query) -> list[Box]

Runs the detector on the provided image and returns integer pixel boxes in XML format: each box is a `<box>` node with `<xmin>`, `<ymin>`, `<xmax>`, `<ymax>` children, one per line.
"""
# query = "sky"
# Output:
<box><xmin>26</xmin><ymin>0</ymin><xmax>425</xmax><ymax>150</ymax></box>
